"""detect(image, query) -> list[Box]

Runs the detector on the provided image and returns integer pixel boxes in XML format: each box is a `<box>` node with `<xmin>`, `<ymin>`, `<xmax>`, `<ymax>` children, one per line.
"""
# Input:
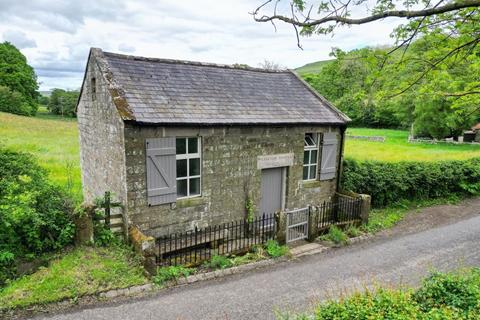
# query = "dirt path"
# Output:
<box><xmin>379</xmin><ymin>197</ymin><xmax>480</xmax><ymax>237</ymax></box>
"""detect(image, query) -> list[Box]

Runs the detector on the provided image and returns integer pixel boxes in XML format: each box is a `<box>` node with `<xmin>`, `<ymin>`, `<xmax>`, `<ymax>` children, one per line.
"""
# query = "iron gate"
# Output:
<box><xmin>286</xmin><ymin>207</ymin><xmax>309</xmax><ymax>243</ymax></box>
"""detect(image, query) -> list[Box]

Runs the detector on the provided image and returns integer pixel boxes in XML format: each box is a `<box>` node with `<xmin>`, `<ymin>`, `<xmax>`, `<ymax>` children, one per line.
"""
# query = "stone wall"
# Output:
<box><xmin>124</xmin><ymin>124</ymin><xmax>342</xmax><ymax>237</ymax></box>
<box><xmin>77</xmin><ymin>56</ymin><xmax>128</xmax><ymax>207</ymax></box>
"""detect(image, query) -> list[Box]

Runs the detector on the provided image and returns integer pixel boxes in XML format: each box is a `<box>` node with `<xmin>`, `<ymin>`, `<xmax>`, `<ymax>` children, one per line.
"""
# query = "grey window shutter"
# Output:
<box><xmin>319</xmin><ymin>132</ymin><xmax>338</xmax><ymax>181</ymax></box>
<box><xmin>146</xmin><ymin>137</ymin><xmax>176</xmax><ymax>205</ymax></box>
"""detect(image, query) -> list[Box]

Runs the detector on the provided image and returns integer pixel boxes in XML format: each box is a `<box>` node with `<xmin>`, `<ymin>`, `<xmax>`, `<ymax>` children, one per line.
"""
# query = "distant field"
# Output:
<box><xmin>345</xmin><ymin>128</ymin><xmax>480</xmax><ymax>162</ymax></box>
<box><xmin>0</xmin><ymin>109</ymin><xmax>81</xmax><ymax>197</ymax></box>
<box><xmin>295</xmin><ymin>59</ymin><xmax>334</xmax><ymax>75</ymax></box>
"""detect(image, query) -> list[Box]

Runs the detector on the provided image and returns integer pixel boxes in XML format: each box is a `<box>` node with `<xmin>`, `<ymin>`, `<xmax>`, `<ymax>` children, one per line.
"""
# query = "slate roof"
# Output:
<box><xmin>88</xmin><ymin>48</ymin><xmax>349</xmax><ymax>125</ymax></box>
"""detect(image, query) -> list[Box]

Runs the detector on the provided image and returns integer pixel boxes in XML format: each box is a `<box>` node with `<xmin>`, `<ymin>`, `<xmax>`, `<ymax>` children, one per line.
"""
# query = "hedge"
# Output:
<box><xmin>342</xmin><ymin>158</ymin><xmax>480</xmax><ymax>207</ymax></box>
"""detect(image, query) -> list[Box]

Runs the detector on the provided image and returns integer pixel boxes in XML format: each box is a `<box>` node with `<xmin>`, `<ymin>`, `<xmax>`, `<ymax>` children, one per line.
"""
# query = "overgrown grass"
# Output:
<box><xmin>0</xmin><ymin>110</ymin><xmax>81</xmax><ymax>199</ymax></box>
<box><xmin>346</xmin><ymin>128</ymin><xmax>480</xmax><ymax>162</ymax></box>
<box><xmin>153</xmin><ymin>265</ymin><xmax>196</xmax><ymax>286</ymax></box>
<box><xmin>0</xmin><ymin>245</ymin><xmax>147</xmax><ymax>310</ymax></box>
<box><xmin>278</xmin><ymin>268</ymin><xmax>480</xmax><ymax>319</ymax></box>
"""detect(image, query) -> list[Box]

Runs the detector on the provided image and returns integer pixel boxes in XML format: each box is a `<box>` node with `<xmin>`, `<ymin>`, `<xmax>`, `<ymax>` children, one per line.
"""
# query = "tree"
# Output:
<box><xmin>258</xmin><ymin>59</ymin><xmax>285</xmax><ymax>70</ymax></box>
<box><xmin>47</xmin><ymin>89</ymin><xmax>79</xmax><ymax>117</ymax></box>
<box><xmin>0</xmin><ymin>42</ymin><xmax>39</xmax><ymax>116</ymax></box>
<box><xmin>252</xmin><ymin>1</ymin><xmax>480</xmax><ymax>95</ymax></box>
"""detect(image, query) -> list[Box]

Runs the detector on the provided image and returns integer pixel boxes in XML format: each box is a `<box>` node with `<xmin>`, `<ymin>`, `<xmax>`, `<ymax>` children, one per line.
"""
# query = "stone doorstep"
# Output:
<box><xmin>87</xmin><ymin>234</ymin><xmax>375</xmax><ymax>301</ymax></box>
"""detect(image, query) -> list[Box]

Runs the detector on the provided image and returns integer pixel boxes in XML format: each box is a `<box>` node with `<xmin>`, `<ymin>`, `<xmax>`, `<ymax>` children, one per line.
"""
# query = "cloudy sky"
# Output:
<box><xmin>0</xmin><ymin>0</ymin><xmax>401</xmax><ymax>91</ymax></box>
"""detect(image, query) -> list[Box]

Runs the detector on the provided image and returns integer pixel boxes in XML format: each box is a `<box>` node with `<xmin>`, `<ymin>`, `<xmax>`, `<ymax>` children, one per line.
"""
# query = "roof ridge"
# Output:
<box><xmin>101</xmin><ymin>50</ymin><xmax>291</xmax><ymax>74</ymax></box>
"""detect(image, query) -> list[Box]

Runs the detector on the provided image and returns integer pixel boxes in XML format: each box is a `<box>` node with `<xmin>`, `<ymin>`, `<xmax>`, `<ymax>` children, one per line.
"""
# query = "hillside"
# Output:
<box><xmin>295</xmin><ymin>59</ymin><xmax>334</xmax><ymax>75</ymax></box>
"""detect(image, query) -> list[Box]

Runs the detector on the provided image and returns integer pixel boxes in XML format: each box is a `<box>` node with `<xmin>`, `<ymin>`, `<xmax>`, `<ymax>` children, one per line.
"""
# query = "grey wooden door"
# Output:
<box><xmin>259</xmin><ymin>167</ymin><xmax>284</xmax><ymax>215</ymax></box>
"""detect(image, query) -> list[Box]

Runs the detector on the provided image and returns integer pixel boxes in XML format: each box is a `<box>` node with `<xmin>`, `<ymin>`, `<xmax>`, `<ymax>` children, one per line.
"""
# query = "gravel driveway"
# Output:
<box><xmin>37</xmin><ymin>212</ymin><xmax>480</xmax><ymax>320</ymax></box>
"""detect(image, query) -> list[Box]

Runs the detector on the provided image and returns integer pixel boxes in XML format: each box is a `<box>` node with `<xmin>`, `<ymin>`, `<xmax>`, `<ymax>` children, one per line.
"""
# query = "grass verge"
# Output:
<box><xmin>0</xmin><ymin>245</ymin><xmax>147</xmax><ymax>310</ymax></box>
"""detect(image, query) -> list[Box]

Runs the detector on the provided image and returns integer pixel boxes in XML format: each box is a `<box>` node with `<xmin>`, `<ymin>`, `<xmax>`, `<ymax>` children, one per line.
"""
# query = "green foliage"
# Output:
<box><xmin>320</xmin><ymin>226</ymin><xmax>349</xmax><ymax>245</ymax></box>
<box><xmin>0</xmin><ymin>42</ymin><xmax>38</xmax><ymax>116</ymax></box>
<box><xmin>302</xmin><ymin>25</ymin><xmax>480</xmax><ymax>137</ymax></box>
<box><xmin>153</xmin><ymin>265</ymin><xmax>196</xmax><ymax>286</ymax></box>
<box><xmin>345</xmin><ymin>225</ymin><xmax>361</xmax><ymax>238</ymax></box>
<box><xmin>413</xmin><ymin>270</ymin><xmax>480</xmax><ymax>313</ymax></box>
<box><xmin>0</xmin><ymin>85</ymin><xmax>33</xmax><ymax>116</ymax></box>
<box><xmin>342</xmin><ymin>157</ymin><xmax>480</xmax><ymax>207</ymax></box>
<box><xmin>0</xmin><ymin>148</ymin><xmax>74</xmax><ymax>285</ymax></box>
<box><xmin>265</xmin><ymin>240</ymin><xmax>289</xmax><ymax>258</ymax></box>
<box><xmin>206</xmin><ymin>255</ymin><xmax>233</xmax><ymax>269</ymax></box>
<box><xmin>281</xmin><ymin>269</ymin><xmax>480</xmax><ymax>320</ymax></box>
<box><xmin>47</xmin><ymin>89</ymin><xmax>79</xmax><ymax>117</ymax></box>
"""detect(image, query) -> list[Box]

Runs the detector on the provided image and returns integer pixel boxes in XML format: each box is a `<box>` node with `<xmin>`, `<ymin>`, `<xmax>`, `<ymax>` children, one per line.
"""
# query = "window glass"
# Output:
<box><xmin>303</xmin><ymin>150</ymin><xmax>310</xmax><ymax>165</ymax></box>
<box><xmin>176</xmin><ymin>138</ymin><xmax>186</xmax><ymax>154</ymax></box>
<box><xmin>188</xmin><ymin>138</ymin><xmax>198</xmax><ymax>154</ymax></box>
<box><xmin>189</xmin><ymin>158</ymin><xmax>200</xmax><ymax>176</ymax></box>
<box><xmin>176</xmin><ymin>137</ymin><xmax>201</xmax><ymax>198</ymax></box>
<box><xmin>310</xmin><ymin>150</ymin><xmax>317</xmax><ymax>163</ymax></box>
<box><xmin>189</xmin><ymin>178</ymin><xmax>200</xmax><ymax>196</ymax></box>
<box><xmin>177</xmin><ymin>159</ymin><xmax>187</xmax><ymax>178</ymax></box>
<box><xmin>177</xmin><ymin>179</ymin><xmax>188</xmax><ymax>198</ymax></box>
<box><xmin>309</xmin><ymin>165</ymin><xmax>317</xmax><ymax>180</ymax></box>
<box><xmin>303</xmin><ymin>166</ymin><xmax>309</xmax><ymax>180</ymax></box>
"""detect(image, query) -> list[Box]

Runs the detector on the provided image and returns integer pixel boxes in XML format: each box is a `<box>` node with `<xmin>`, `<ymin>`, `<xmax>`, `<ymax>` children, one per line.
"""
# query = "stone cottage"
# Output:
<box><xmin>77</xmin><ymin>48</ymin><xmax>350</xmax><ymax>237</ymax></box>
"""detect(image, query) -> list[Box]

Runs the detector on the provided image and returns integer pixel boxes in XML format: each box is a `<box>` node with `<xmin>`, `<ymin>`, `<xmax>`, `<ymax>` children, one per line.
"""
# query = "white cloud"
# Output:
<box><xmin>2</xmin><ymin>29</ymin><xmax>36</xmax><ymax>48</ymax></box>
<box><xmin>0</xmin><ymin>0</ymin><xmax>402</xmax><ymax>90</ymax></box>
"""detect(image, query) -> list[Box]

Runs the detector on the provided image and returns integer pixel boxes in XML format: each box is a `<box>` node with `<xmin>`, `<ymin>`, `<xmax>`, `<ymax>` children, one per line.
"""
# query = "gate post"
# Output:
<box><xmin>359</xmin><ymin>194</ymin><xmax>371</xmax><ymax>224</ymax></box>
<box><xmin>307</xmin><ymin>206</ymin><xmax>319</xmax><ymax>242</ymax></box>
<box><xmin>275</xmin><ymin>211</ymin><xmax>287</xmax><ymax>245</ymax></box>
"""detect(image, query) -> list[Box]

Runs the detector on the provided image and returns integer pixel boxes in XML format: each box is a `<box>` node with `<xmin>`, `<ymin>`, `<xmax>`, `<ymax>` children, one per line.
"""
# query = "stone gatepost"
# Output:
<box><xmin>275</xmin><ymin>211</ymin><xmax>287</xmax><ymax>245</ymax></box>
<box><xmin>307</xmin><ymin>206</ymin><xmax>319</xmax><ymax>242</ymax></box>
<box><xmin>74</xmin><ymin>203</ymin><xmax>95</xmax><ymax>246</ymax></box>
<box><xmin>359</xmin><ymin>194</ymin><xmax>371</xmax><ymax>224</ymax></box>
<box><xmin>129</xmin><ymin>225</ymin><xmax>157</xmax><ymax>275</ymax></box>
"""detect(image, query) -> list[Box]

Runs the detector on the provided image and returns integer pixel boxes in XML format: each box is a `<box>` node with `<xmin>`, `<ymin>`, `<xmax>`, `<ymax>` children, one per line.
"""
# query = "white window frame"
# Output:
<box><xmin>176</xmin><ymin>137</ymin><xmax>201</xmax><ymax>199</ymax></box>
<box><xmin>303</xmin><ymin>133</ymin><xmax>319</xmax><ymax>181</ymax></box>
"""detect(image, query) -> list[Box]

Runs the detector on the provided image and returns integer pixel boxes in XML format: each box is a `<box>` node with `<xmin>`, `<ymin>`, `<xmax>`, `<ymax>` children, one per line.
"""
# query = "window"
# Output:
<box><xmin>91</xmin><ymin>77</ymin><xmax>96</xmax><ymax>101</ymax></box>
<box><xmin>303</xmin><ymin>133</ymin><xmax>319</xmax><ymax>180</ymax></box>
<box><xmin>176</xmin><ymin>137</ymin><xmax>201</xmax><ymax>198</ymax></box>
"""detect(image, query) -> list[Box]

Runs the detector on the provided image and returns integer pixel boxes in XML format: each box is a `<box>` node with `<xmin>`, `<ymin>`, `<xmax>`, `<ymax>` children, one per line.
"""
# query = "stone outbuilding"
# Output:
<box><xmin>77</xmin><ymin>48</ymin><xmax>350</xmax><ymax>237</ymax></box>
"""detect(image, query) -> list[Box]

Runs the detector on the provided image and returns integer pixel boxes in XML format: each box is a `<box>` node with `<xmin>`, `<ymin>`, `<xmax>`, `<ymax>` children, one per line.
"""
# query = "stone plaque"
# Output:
<box><xmin>257</xmin><ymin>153</ymin><xmax>294</xmax><ymax>169</ymax></box>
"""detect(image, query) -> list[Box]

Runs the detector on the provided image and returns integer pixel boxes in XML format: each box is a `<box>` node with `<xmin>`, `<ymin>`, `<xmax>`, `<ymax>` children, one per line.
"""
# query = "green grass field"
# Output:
<box><xmin>0</xmin><ymin>109</ymin><xmax>81</xmax><ymax>197</ymax></box>
<box><xmin>346</xmin><ymin>128</ymin><xmax>480</xmax><ymax>162</ymax></box>
<box><xmin>295</xmin><ymin>59</ymin><xmax>334</xmax><ymax>75</ymax></box>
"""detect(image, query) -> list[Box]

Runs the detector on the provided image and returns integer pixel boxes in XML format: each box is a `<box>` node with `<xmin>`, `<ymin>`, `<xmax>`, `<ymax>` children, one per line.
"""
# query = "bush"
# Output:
<box><xmin>413</xmin><ymin>270</ymin><xmax>480</xmax><ymax>313</ymax></box>
<box><xmin>153</xmin><ymin>265</ymin><xmax>196</xmax><ymax>286</ymax></box>
<box><xmin>265</xmin><ymin>240</ymin><xmax>289</xmax><ymax>258</ymax></box>
<box><xmin>342</xmin><ymin>158</ymin><xmax>480</xmax><ymax>207</ymax></box>
<box><xmin>0</xmin><ymin>148</ymin><xmax>74</xmax><ymax>285</ymax></box>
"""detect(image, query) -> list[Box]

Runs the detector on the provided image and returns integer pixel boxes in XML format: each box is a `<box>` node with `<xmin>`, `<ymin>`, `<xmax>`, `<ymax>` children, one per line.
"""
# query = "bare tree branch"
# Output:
<box><xmin>253</xmin><ymin>0</ymin><xmax>480</xmax><ymax>26</ymax></box>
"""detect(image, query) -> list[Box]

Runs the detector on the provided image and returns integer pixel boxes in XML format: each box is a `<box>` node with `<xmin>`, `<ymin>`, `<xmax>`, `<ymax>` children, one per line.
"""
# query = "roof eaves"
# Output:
<box><xmin>288</xmin><ymin>70</ymin><xmax>351</xmax><ymax>123</ymax></box>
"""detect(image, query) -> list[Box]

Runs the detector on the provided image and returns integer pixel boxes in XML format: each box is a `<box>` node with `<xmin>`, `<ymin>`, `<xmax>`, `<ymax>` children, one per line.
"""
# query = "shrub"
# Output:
<box><xmin>265</xmin><ymin>240</ymin><xmax>289</xmax><ymax>258</ymax></box>
<box><xmin>321</xmin><ymin>226</ymin><xmax>349</xmax><ymax>245</ymax></box>
<box><xmin>342</xmin><ymin>158</ymin><xmax>480</xmax><ymax>207</ymax></box>
<box><xmin>412</xmin><ymin>270</ymin><xmax>480</xmax><ymax>313</ymax></box>
<box><xmin>153</xmin><ymin>265</ymin><xmax>196</xmax><ymax>286</ymax></box>
<box><xmin>0</xmin><ymin>148</ymin><xmax>74</xmax><ymax>285</ymax></box>
<box><xmin>345</xmin><ymin>225</ymin><xmax>361</xmax><ymax>237</ymax></box>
